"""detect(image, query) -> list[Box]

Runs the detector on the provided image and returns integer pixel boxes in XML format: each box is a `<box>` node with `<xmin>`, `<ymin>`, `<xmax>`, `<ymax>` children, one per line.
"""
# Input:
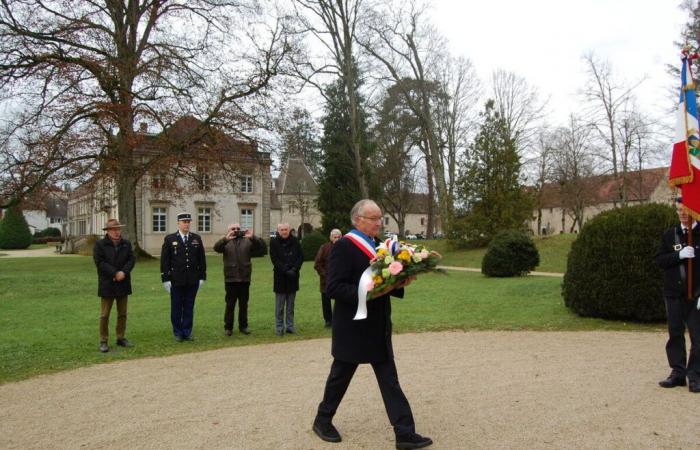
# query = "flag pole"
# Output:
<box><xmin>683</xmin><ymin>48</ymin><xmax>697</xmax><ymax>300</ymax></box>
<box><xmin>687</xmin><ymin>215</ymin><xmax>694</xmax><ymax>301</ymax></box>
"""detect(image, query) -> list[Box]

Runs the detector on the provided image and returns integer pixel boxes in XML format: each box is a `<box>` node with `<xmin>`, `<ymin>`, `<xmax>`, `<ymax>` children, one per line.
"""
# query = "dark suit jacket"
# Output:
<box><xmin>160</xmin><ymin>232</ymin><xmax>207</xmax><ymax>286</ymax></box>
<box><xmin>269</xmin><ymin>234</ymin><xmax>303</xmax><ymax>293</ymax></box>
<box><xmin>326</xmin><ymin>236</ymin><xmax>403</xmax><ymax>363</ymax></box>
<box><xmin>656</xmin><ymin>224</ymin><xmax>700</xmax><ymax>297</ymax></box>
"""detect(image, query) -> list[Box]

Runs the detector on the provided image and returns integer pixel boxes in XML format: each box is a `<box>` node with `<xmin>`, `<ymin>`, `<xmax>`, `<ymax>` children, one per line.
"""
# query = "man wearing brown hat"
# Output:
<box><xmin>93</xmin><ymin>218</ymin><xmax>136</xmax><ymax>353</ymax></box>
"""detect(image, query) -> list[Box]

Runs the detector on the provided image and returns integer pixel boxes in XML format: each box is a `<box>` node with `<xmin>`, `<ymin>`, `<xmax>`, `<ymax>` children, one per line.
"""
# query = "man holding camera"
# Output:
<box><xmin>214</xmin><ymin>223</ymin><xmax>266</xmax><ymax>336</ymax></box>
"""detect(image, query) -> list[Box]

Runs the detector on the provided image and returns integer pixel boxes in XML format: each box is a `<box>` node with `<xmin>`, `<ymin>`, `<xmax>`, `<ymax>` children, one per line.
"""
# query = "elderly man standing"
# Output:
<box><xmin>214</xmin><ymin>223</ymin><xmax>266</xmax><ymax>336</ymax></box>
<box><xmin>312</xmin><ymin>199</ymin><xmax>432</xmax><ymax>449</ymax></box>
<box><xmin>314</xmin><ymin>228</ymin><xmax>342</xmax><ymax>328</ymax></box>
<box><xmin>656</xmin><ymin>197</ymin><xmax>700</xmax><ymax>392</ymax></box>
<box><xmin>269</xmin><ymin>223</ymin><xmax>303</xmax><ymax>336</ymax></box>
<box><xmin>160</xmin><ymin>212</ymin><xmax>207</xmax><ymax>342</ymax></box>
<box><xmin>93</xmin><ymin>219</ymin><xmax>136</xmax><ymax>353</ymax></box>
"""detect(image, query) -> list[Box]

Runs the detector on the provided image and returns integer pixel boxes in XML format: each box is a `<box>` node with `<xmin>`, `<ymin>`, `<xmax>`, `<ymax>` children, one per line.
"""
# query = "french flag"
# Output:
<box><xmin>669</xmin><ymin>50</ymin><xmax>700</xmax><ymax>216</ymax></box>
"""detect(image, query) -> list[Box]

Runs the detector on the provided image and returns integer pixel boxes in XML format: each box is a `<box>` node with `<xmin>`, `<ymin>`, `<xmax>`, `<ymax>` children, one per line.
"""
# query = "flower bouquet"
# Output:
<box><xmin>367</xmin><ymin>237</ymin><xmax>445</xmax><ymax>299</ymax></box>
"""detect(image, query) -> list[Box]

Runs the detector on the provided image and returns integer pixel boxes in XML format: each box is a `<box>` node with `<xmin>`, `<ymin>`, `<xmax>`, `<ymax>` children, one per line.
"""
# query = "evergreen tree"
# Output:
<box><xmin>0</xmin><ymin>207</ymin><xmax>33</xmax><ymax>249</ymax></box>
<box><xmin>453</xmin><ymin>100</ymin><xmax>533</xmax><ymax>247</ymax></box>
<box><xmin>317</xmin><ymin>78</ymin><xmax>375</xmax><ymax>233</ymax></box>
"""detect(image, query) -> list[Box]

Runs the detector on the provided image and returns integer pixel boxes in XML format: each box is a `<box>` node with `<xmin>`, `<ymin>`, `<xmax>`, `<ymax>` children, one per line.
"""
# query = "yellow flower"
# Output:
<box><xmin>397</xmin><ymin>250</ymin><xmax>411</xmax><ymax>262</ymax></box>
<box><xmin>373</xmin><ymin>275</ymin><xmax>383</xmax><ymax>285</ymax></box>
<box><xmin>377</xmin><ymin>248</ymin><xmax>387</xmax><ymax>257</ymax></box>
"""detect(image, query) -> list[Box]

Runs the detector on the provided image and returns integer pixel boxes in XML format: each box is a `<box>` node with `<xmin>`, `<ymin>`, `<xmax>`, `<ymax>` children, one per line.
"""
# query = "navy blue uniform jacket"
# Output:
<box><xmin>160</xmin><ymin>232</ymin><xmax>207</xmax><ymax>286</ymax></box>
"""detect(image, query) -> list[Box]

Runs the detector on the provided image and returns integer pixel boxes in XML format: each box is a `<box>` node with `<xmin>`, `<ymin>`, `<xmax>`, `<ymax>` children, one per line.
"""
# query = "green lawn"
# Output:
<box><xmin>0</xmin><ymin>246</ymin><xmax>661</xmax><ymax>384</ymax></box>
<box><xmin>416</xmin><ymin>233</ymin><xmax>576</xmax><ymax>273</ymax></box>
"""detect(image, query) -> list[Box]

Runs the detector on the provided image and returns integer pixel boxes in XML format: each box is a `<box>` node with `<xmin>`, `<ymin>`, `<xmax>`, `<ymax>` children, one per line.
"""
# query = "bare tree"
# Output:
<box><xmin>551</xmin><ymin>115</ymin><xmax>598</xmax><ymax>232</ymax></box>
<box><xmin>581</xmin><ymin>52</ymin><xmax>643</xmax><ymax>206</ymax></box>
<box><xmin>358</xmin><ymin>0</ymin><xmax>461</xmax><ymax>236</ymax></box>
<box><xmin>0</xmin><ymin>0</ymin><xmax>293</xmax><ymax>246</ymax></box>
<box><xmin>490</xmin><ymin>69</ymin><xmax>546</xmax><ymax>152</ymax></box>
<box><xmin>527</xmin><ymin>129</ymin><xmax>556</xmax><ymax>235</ymax></box>
<box><xmin>293</xmin><ymin>0</ymin><xmax>370</xmax><ymax>197</ymax></box>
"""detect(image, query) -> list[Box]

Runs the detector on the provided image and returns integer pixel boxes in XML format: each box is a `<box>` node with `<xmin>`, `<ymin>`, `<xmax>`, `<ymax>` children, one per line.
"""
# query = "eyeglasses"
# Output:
<box><xmin>231</xmin><ymin>228</ymin><xmax>240</xmax><ymax>230</ymax></box>
<box><xmin>360</xmin><ymin>216</ymin><xmax>383</xmax><ymax>223</ymax></box>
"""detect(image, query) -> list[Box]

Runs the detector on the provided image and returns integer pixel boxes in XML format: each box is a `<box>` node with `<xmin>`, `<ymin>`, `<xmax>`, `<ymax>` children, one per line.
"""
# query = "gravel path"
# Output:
<box><xmin>1</xmin><ymin>331</ymin><xmax>697</xmax><ymax>449</ymax></box>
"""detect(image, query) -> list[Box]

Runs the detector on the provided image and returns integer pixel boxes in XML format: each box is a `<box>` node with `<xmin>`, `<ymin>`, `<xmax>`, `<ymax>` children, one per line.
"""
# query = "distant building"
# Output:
<box><xmin>381</xmin><ymin>193</ymin><xmax>442</xmax><ymax>237</ymax></box>
<box><xmin>2</xmin><ymin>189</ymin><xmax>68</xmax><ymax>235</ymax></box>
<box><xmin>270</xmin><ymin>156</ymin><xmax>321</xmax><ymax>236</ymax></box>
<box><xmin>531</xmin><ymin>167</ymin><xmax>674</xmax><ymax>235</ymax></box>
<box><xmin>67</xmin><ymin>117</ymin><xmax>272</xmax><ymax>253</ymax></box>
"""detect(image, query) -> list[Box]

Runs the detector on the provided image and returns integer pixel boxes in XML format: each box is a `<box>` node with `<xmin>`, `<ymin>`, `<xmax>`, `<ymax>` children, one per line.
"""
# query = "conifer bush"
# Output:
<box><xmin>481</xmin><ymin>230</ymin><xmax>540</xmax><ymax>277</ymax></box>
<box><xmin>562</xmin><ymin>203</ymin><xmax>676</xmax><ymax>322</ymax></box>
<box><xmin>0</xmin><ymin>207</ymin><xmax>33</xmax><ymax>249</ymax></box>
<box><xmin>300</xmin><ymin>231</ymin><xmax>326</xmax><ymax>261</ymax></box>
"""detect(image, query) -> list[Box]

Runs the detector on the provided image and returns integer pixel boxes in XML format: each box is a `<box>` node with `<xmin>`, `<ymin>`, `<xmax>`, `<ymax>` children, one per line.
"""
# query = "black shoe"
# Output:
<box><xmin>312</xmin><ymin>421</ymin><xmax>341</xmax><ymax>443</ymax></box>
<box><xmin>184</xmin><ymin>335</ymin><xmax>193</xmax><ymax>341</ymax></box>
<box><xmin>276</xmin><ymin>329</ymin><xmax>284</xmax><ymax>336</ymax></box>
<box><xmin>99</xmin><ymin>342</ymin><xmax>109</xmax><ymax>353</ymax></box>
<box><xmin>240</xmin><ymin>328</ymin><xmax>251</xmax><ymax>335</ymax></box>
<box><xmin>224</xmin><ymin>329</ymin><xmax>232</xmax><ymax>336</ymax></box>
<box><xmin>689</xmin><ymin>380</ymin><xmax>700</xmax><ymax>393</ymax></box>
<box><xmin>286</xmin><ymin>328</ymin><xmax>296</xmax><ymax>334</ymax></box>
<box><xmin>659</xmin><ymin>374</ymin><xmax>687</xmax><ymax>388</ymax></box>
<box><xmin>324</xmin><ymin>322</ymin><xmax>332</xmax><ymax>328</ymax></box>
<box><xmin>396</xmin><ymin>433</ymin><xmax>433</xmax><ymax>449</ymax></box>
<box><xmin>175</xmin><ymin>336</ymin><xmax>184</xmax><ymax>342</ymax></box>
<box><xmin>116</xmin><ymin>338</ymin><xmax>133</xmax><ymax>348</ymax></box>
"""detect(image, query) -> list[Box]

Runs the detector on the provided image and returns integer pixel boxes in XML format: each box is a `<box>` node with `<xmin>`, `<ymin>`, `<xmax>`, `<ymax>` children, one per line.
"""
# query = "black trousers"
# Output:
<box><xmin>664</xmin><ymin>294</ymin><xmax>700</xmax><ymax>381</ymax></box>
<box><xmin>224</xmin><ymin>281</ymin><xmax>250</xmax><ymax>331</ymax></box>
<box><xmin>316</xmin><ymin>358</ymin><xmax>415</xmax><ymax>437</ymax></box>
<box><xmin>321</xmin><ymin>292</ymin><xmax>333</xmax><ymax>324</ymax></box>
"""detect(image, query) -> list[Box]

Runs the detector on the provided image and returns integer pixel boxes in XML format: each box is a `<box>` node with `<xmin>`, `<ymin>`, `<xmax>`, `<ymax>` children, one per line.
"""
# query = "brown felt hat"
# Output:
<box><xmin>103</xmin><ymin>219</ymin><xmax>124</xmax><ymax>230</ymax></box>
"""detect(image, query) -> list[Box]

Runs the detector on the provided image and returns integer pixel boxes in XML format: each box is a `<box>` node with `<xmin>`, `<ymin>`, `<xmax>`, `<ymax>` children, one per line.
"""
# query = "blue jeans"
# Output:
<box><xmin>275</xmin><ymin>292</ymin><xmax>296</xmax><ymax>332</ymax></box>
<box><xmin>171</xmin><ymin>284</ymin><xmax>199</xmax><ymax>338</ymax></box>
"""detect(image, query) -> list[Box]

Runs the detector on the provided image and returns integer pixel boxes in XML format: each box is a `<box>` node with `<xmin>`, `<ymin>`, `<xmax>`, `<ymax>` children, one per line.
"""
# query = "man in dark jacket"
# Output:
<box><xmin>93</xmin><ymin>219</ymin><xmax>136</xmax><ymax>353</ymax></box>
<box><xmin>314</xmin><ymin>228</ymin><xmax>342</xmax><ymax>327</ymax></box>
<box><xmin>160</xmin><ymin>212</ymin><xmax>207</xmax><ymax>342</ymax></box>
<box><xmin>269</xmin><ymin>222</ymin><xmax>303</xmax><ymax>336</ymax></box>
<box><xmin>214</xmin><ymin>222</ymin><xmax>266</xmax><ymax>336</ymax></box>
<box><xmin>655</xmin><ymin>197</ymin><xmax>700</xmax><ymax>393</ymax></box>
<box><xmin>312</xmin><ymin>199</ymin><xmax>432</xmax><ymax>449</ymax></box>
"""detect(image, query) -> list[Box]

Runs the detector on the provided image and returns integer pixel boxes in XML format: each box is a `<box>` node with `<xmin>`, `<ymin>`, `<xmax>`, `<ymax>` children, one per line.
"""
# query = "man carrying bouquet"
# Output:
<box><xmin>312</xmin><ymin>199</ymin><xmax>433</xmax><ymax>449</ymax></box>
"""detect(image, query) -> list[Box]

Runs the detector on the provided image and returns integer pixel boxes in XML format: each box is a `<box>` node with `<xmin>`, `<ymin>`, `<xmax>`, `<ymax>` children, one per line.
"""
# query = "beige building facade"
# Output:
<box><xmin>530</xmin><ymin>167</ymin><xmax>675</xmax><ymax>235</ymax></box>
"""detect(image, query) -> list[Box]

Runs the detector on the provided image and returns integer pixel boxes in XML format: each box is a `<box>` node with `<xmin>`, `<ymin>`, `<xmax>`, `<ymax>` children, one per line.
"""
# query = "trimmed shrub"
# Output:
<box><xmin>300</xmin><ymin>231</ymin><xmax>326</xmax><ymax>261</ymax></box>
<box><xmin>0</xmin><ymin>207</ymin><xmax>33</xmax><ymax>249</ymax></box>
<box><xmin>563</xmin><ymin>203</ymin><xmax>676</xmax><ymax>322</ymax></box>
<box><xmin>481</xmin><ymin>230</ymin><xmax>540</xmax><ymax>277</ymax></box>
<box><xmin>35</xmin><ymin>227</ymin><xmax>62</xmax><ymax>238</ymax></box>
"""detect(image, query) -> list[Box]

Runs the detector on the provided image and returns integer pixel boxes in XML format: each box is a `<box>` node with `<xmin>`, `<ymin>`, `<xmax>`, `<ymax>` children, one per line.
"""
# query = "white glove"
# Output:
<box><xmin>697</xmin><ymin>298</ymin><xmax>700</xmax><ymax>310</ymax></box>
<box><xmin>199</xmin><ymin>279</ymin><xmax>205</xmax><ymax>288</ymax></box>
<box><xmin>163</xmin><ymin>281</ymin><xmax>171</xmax><ymax>293</ymax></box>
<box><xmin>680</xmin><ymin>246</ymin><xmax>695</xmax><ymax>259</ymax></box>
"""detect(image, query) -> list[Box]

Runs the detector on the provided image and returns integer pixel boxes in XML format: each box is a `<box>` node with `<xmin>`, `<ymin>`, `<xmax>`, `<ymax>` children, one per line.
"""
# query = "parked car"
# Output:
<box><xmin>384</xmin><ymin>231</ymin><xmax>397</xmax><ymax>239</ymax></box>
<box><xmin>406</xmin><ymin>234</ymin><xmax>418</xmax><ymax>240</ymax></box>
<box><xmin>414</xmin><ymin>233</ymin><xmax>425</xmax><ymax>240</ymax></box>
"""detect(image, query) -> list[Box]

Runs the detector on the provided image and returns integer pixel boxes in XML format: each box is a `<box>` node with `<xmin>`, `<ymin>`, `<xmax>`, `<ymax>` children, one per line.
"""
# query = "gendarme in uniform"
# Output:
<box><xmin>160</xmin><ymin>212</ymin><xmax>207</xmax><ymax>341</ymax></box>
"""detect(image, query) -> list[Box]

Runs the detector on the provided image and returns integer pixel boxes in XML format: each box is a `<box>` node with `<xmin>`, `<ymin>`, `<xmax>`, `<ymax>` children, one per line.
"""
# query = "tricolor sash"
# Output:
<box><xmin>344</xmin><ymin>231</ymin><xmax>377</xmax><ymax>320</ymax></box>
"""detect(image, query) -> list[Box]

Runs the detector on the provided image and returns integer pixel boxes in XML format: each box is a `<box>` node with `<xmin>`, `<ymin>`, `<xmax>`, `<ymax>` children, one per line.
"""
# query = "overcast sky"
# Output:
<box><xmin>429</xmin><ymin>0</ymin><xmax>688</xmax><ymax>126</ymax></box>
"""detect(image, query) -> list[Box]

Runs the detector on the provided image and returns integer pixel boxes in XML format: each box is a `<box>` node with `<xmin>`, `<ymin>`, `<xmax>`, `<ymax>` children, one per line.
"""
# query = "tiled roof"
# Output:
<box><xmin>536</xmin><ymin>167</ymin><xmax>669</xmax><ymax>208</ymax></box>
<box><xmin>276</xmin><ymin>157</ymin><xmax>318</xmax><ymax>195</ymax></box>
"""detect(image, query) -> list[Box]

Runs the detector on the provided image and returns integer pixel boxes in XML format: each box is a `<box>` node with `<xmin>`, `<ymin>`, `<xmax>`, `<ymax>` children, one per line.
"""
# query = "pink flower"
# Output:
<box><xmin>388</xmin><ymin>261</ymin><xmax>403</xmax><ymax>276</ymax></box>
<box><xmin>366</xmin><ymin>280</ymin><xmax>375</xmax><ymax>290</ymax></box>
<box><xmin>419</xmin><ymin>250</ymin><xmax>429</xmax><ymax>259</ymax></box>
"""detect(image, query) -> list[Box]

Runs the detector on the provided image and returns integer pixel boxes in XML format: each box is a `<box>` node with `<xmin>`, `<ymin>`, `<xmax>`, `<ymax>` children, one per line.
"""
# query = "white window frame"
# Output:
<box><xmin>197</xmin><ymin>207</ymin><xmax>212</xmax><ymax>233</ymax></box>
<box><xmin>152</xmin><ymin>207</ymin><xmax>167</xmax><ymax>232</ymax></box>
<box><xmin>241</xmin><ymin>175</ymin><xmax>253</xmax><ymax>193</ymax></box>
<box><xmin>240</xmin><ymin>208</ymin><xmax>254</xmax><ymax>230</ymax></box>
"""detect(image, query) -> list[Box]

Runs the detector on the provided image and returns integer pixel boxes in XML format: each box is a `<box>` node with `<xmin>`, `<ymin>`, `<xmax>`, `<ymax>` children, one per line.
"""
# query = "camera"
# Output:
<box><xmin>236</xmin><ymin>230</ymin><xmax>246</xmax><ymax>238</ymax></box>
